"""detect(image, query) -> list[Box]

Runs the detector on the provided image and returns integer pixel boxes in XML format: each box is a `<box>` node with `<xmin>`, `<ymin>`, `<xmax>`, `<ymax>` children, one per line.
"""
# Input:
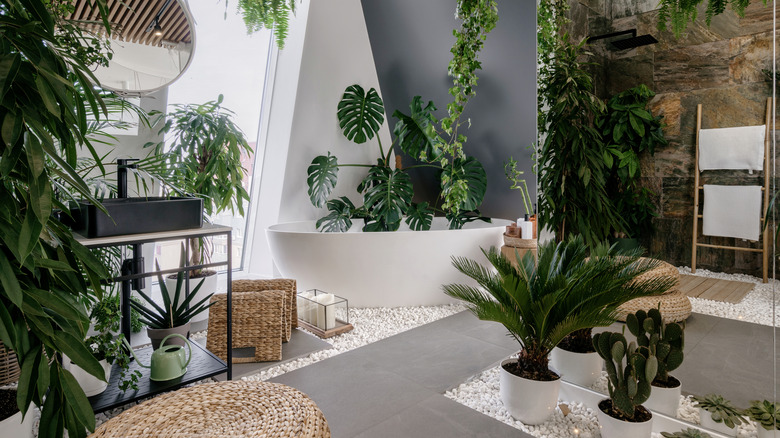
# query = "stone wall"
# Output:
<box><xmin>566</xmin><ymin>0</ymin><xmax>776</xmax><ymax>276</ymax></box>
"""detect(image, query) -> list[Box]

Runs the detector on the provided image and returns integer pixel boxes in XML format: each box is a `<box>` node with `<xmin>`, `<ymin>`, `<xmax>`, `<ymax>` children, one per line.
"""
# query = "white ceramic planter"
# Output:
<box><xmin>165</xmin><ymin>272</ymin><xmax>216</xmax><ymax>323</ymax></box>
<box><xmin>699</xmin><ymin>408</ymin><xmax>737</xmax><ymax>436</ymax></box>
<box><xmin>549</xmin><ymin>347</ymin><xmax>602</xmax><ymax>387</ymax></box>
<box><xmin>65</xmin><ymin>357</ymin><xmax>112</xmax><ymax>397</ymax></box>
<box><xmin>644</xmin><ymin>379</ymin><xmax>681</xmax><ymax>417</ymax></box>
<box><xmin>597</xmin><ymin>400</ymin><xmax>653</xmax><ymax>438</ymax></box>
<box><xmin>757</xmin><ymin>426</ymin><xmax>780</xmax><ymax>438</ymax></box>
<box><xmin>0</xmin><ymin>405</ymin><xmax>34</xmax><ymax>438</ymax></box>
<box><xmin>498</xmin><ymin>359</ymin><xmax>560</xmax><ymax>425</ymax></box>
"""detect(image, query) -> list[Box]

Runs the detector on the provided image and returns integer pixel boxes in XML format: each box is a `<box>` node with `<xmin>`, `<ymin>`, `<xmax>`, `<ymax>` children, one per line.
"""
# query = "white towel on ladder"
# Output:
<box><xmin>698</xmin><ymin>125</ymin><xmax>765</xmax><ymax>171</ymax></box>
<box><xmin>702</xmin><ymin>185</ymin><xmax>762</xmax><ymax>241</ymax></box>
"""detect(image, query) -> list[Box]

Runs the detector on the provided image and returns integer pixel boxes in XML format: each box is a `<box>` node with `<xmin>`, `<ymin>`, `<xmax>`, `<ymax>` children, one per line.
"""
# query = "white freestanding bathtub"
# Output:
<box><xmin>266</xmin><ymin>217</ymin><xmax>514</xmax><ymax>307</ymax></box>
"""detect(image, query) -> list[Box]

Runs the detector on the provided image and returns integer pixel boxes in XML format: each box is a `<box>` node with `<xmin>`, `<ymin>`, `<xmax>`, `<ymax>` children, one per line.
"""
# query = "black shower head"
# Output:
<box><xmin>610</xmin><ymin>34</ymin><xmax>658</xmax><ymax>50</ymax></box>
<box><xmin>587</xmin><ymin>29</ymin><xmax>658</xmax><ymax>50</ymax></box>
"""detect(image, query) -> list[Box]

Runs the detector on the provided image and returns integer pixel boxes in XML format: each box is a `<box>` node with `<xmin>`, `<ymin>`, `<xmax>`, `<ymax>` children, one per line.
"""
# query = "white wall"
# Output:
<box><xmin>248</xmin><ymin>0</ymin><xmax>391</xmax><ymax>276</ymax></box>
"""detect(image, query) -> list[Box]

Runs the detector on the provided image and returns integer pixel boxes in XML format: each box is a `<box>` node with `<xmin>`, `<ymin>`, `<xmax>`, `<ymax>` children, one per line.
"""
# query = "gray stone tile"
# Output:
<box><xmin>354</xmin><ymin>319</ymin><xmax>516</xmax><ymax>392</ymax></box>
<box><xmin>353</xmin><ymin>395</ymin><xmax>529</xmax><ymax>438</ymax></box>
<box><xmin>269</xmin><ymin>353</ymin><xmax>437</xmax><ymax>438</ymax></box>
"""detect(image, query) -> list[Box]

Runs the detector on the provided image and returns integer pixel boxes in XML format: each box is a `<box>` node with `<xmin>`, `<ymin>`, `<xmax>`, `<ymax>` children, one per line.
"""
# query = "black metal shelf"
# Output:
<box><xmin>89</xmin><ymin>342</ymin><xmax>227</xmax><ymax>413</ymax></box>
<box><xmin>76</xmin><ymin>224</ymin><xmax>233</xmax><ymax>412</ymax></box>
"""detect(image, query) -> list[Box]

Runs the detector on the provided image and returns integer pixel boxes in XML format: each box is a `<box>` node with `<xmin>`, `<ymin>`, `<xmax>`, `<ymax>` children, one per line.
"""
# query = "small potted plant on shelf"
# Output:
<box><xmin>131</xmin><ymin>260</ymin><xmax>214</xmax><ymax>349</ymax></box>
<box><xmin>443</xmin><ymin>236</ymin><xmax>674</xmax><ymax>425</ymax></box>
<box><xmin>149</xmin><ymin>96</ymin><xmax>253</xmax><ymax>322</ymax></box>
<box><xmin>627</xmin><ymin>306</ymin><xmax>685</xmax><ymax>417</ymax></box>
<box><xmin>592</xmin><ymin>330</ymin><xmax>657</xmax><ymax>438</ymax></box>
<box><xmin>692</xmin><ymin>394</ymin><xmax>747</xmax><ymax>436</ymax></box>
<box><xmin>661</xmin><ymin>428</ymin><xmax>712</xmax><ymax>438</ymax></box>
<box><xmin>746</xmin><ymin>400</ymin><xmax>780</xmax><ymax>438</ymax></box>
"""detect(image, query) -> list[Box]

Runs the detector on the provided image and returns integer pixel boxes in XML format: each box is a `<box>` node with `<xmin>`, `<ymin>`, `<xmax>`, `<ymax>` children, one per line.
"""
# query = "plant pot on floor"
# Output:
<box><xmin>0</xmin><ymin>389</ymin><xmax>33</xmax><ymax>438</ymax></box>
<box><xmin>63</xmin><ymin>355</ymin><xmax>112</xmax><ymax>397</ymax></box>
<box><xmin>147</xmin><ymin>322</ymin><xmax>191</xmax><ymax>350</ymax></box>
<box><xmin>499</xmin><ymin>359</ymin><xmax>560</xmax><ymax>425</ymax></box>
<box><xmin>643</xmin><ymin>376</ymin><xmax>681</xmax><ymax>417</ymax></box>
<box><xmin>698</xmin><ymin>407</ymin><xmax>737</xmax><ymax>436</ymax></box>
<box><xmin>549</xmin><ymin>346</ymin><xmax>602</xmax><ymax>387</ymax></box>
<box><xmin>758</xmin><ymin>428</ymin><xmax>780</xmax><ymax>438</ymax></box>
<box><xmin>597</xmin><ymin>399</ymin><xmax>653</xmax><ymax>438</ymax></box>
<box><xmin>165</xmin><ymin>271</ymin><xmax>217</xmax><ymax>323</ymax></box>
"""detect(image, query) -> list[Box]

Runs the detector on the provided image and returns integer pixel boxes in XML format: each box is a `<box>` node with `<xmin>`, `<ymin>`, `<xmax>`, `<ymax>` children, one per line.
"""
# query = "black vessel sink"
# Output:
<box><xmin>70</xmin><ymin>197</ymin><xmax>203</xmax><ymax>238</ymax></box>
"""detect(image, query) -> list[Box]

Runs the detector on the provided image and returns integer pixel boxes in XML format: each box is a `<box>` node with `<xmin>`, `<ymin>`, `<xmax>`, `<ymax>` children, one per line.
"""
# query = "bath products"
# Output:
<box><xmin>520</xmin><ymin>214</ymin><xmax>533</xmax><ymax>239</ymax></box>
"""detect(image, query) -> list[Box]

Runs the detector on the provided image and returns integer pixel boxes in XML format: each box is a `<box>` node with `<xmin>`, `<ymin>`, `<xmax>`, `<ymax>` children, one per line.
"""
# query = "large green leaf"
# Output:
<box><xmin>393</xmin><ymin>96</ymin><xmax>443</xmax><ymax>161</ymax></box>
<box><xmin>362</xmin><ymin>167</ymin><xmax>413</xmax><ymax>227</ymax></box>
<box><xmin>316</xmin><ymin>197</ymin><xmax>355</xmax><ymax>232</ymax></box>
<box><xmin>336</xmin><ymin>84</ymin><xmax>384</xmax><ymax>144</ymax></box>
<box><xmin>405</xmin><ymin>202</ymin><xmax>433</xmax><ymax>231</ymax></box>
<box><xmin>306</xmin><ymin>154</ymin><xmax>339</xmax><ymax>208</ymax></box>
<box><xmin>60</xmin><ymin>368</ymin><xmax>96</xmax><ymax>431</ymax></box>
<box><xmin>441</xmin><ymin>157</ymin><xmax>487</xmax><ymax>211</ymax></box>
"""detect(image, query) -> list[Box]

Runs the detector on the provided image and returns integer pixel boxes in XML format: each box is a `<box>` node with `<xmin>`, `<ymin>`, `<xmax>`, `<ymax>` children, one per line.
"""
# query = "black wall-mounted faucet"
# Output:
<box><xmin>116</xmin><ymin>158</ymin><xmax>140</xmax><ymax>199</ymax></box>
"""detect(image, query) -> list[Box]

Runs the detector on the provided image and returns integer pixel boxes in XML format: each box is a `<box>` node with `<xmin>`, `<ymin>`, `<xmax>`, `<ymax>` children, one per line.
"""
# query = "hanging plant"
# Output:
<box><xmin>656</xmin><ymin>0</ymin><xmax>758</xmax><ymax>37</ymax></box>
<box><xmin>235</xmin><ymin>0</ymin><xmax>299</xmax><ymax>49</ymax></box>
<box><xmin>438</xmin><ymin>0</ymin><xmax>498</xmax><ymax>212</ymax></box>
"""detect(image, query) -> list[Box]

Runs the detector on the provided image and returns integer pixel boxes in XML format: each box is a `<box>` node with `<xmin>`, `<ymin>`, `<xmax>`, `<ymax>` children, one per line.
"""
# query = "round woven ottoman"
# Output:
<box><xmin>90</xmin><ymin>381</ymin><xmax>331</xmax><ymax>438</ymax></box>
<box><xmin>618</xmin><ymin>258</ymin><xmax>689</xmax><ymax>323</ymax></box>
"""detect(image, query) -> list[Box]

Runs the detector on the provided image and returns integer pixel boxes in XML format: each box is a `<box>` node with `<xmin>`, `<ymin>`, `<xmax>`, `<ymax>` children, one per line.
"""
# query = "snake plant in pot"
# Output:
<box><xmin>593</xmin><ymin>331</ymin><xmax>657</xmax><ymax>438</ymax></box>
<box><xmin>130</xmin><ymin>259</ymin><xmax>214</xmax><ymax>350</ymax></box>
<box><xmin>692</xmin><ymin>394</ymin><xmax>747</xmax><ymax>437</ymax></box>
<box><xmin>627</xmin><ymin>306</ymin><xmax>685</xmax><ymax>417</ymax></box>
<box><xmin>443</xmin><ymin>236</ymin><xmax>673</xmax><ymax>424</ymax></box>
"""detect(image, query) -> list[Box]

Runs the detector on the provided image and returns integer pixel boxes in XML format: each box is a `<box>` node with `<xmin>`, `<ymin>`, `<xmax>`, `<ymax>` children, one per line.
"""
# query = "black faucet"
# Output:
<box><xmin>116</xmin><ymin>158</ymin><xmax>139</xmax><ymax>199</ymax></box>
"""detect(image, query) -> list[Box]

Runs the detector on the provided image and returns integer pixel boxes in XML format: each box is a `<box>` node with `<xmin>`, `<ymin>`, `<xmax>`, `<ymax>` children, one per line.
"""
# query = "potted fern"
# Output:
<box><xmin>627</xmin><ymin>307</ymin><xmax>685</xmax><ymax>416</ymax></box>
<box><xmin>593</xmin><ymin>330</ymin><xmax>657</xmax><ymax>437</ymax></box>
<box><xmin>692</xmin><ymin>394</ymin><xmax>746</xmax><ymax>436</ymax></box>
<box><xmin>443</xmin><ymin>236</ymin><xmax>673</xmax><ymax>424</ymax></box>
<box><xmin>746</xmin><ymin>400</ymin><xmax>780</xmax><ymax>438</ymax></box>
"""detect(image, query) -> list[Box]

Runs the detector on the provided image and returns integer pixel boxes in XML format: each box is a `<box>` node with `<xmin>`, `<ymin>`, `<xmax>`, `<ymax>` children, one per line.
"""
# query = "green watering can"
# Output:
<box><xmin>123</xmin><ymin>334</ymin><xmax>192</xmax><ymax>382</ymax></box>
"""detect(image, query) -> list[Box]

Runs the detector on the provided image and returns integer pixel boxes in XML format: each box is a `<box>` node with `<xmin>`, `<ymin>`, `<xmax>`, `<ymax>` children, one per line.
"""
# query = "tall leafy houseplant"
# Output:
<box><xmin>0</xmin><ymin>0</ymin><xmax>118</xmax><ymax>437</ymax></box>
<box><xmin>150</xmin><ymin>95</ymin><xmax>253</xmax><ymax>273</ymax></box>
<box><xmin>598</xmin><ymin>85</ymin><xmax>667</xmax><ymax>240</ymax></box>
<box><xmin>306</xmin><ymin>84</ymin><xmax>488</xmax><ymax>232</ymax></box>
<box><xmin>538</xmin><ymin>36</ymin><xmax>625</xmax><ymax>246</ymax></box>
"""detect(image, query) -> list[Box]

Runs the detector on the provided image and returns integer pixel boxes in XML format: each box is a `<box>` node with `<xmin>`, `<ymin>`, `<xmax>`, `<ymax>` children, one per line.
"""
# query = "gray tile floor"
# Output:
<box><xmin>266</xmin><ymin>311</ymin><xmax>776</xmax><ymax>437</ymax></box>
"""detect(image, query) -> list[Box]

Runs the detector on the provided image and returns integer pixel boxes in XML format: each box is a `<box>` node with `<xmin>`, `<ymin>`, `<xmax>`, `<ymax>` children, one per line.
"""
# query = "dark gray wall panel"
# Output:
<box><xmin>361</xmin><ymin>0</ymin><xmax>537</xmax><ymax>221</ymax></box>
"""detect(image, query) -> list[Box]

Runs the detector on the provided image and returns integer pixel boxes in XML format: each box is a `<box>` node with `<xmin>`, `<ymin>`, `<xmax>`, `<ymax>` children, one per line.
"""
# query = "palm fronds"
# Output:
<box><xmin>443</xmin><ymin>236</ymin><xmax>676</xmax><ymax>373</ymax></box>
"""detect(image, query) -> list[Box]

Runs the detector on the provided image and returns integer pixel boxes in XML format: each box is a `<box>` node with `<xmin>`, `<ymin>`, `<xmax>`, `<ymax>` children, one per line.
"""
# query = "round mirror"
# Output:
<box><xmin>67</xmin><ymin>0</ymin><xmax>196</xmax><ymax>95</ymax></box>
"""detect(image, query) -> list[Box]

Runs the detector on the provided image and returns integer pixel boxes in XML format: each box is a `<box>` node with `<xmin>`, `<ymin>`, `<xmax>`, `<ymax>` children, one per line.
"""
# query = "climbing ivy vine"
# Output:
<box><xmin>439</xmin><ymin>0</ymin><xmax>499</xmax><ymax>213</ymax></box>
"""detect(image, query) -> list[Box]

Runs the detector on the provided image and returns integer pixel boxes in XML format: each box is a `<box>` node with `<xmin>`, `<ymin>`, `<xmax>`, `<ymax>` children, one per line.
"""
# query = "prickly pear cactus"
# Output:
<box><xmin>593</xmin><ymin>331</ymin><xmax>657</xmax><ymax>419</ymax></box>
<box><xmin>626</xmin><ymin>307</ymin><xmax>684</xmax><ymax>385</ymax></box>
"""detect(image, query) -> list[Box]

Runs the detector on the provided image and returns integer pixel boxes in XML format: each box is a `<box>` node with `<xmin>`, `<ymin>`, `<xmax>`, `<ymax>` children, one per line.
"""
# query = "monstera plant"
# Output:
<box><xmin>306</xmin><ymin>84</ymin><xmax>488</xmax><ymax>232</ymax></box>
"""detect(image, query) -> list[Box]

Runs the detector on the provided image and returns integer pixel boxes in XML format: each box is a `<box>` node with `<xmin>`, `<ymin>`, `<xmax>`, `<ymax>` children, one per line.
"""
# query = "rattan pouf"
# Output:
<box><xmin>90</xmin><ymin>381</ymin><xmax>331</xmax><ymax>438</ymax></box>
<box><xmin>616</xmin><ymin>289</ymin><xmax>692</xmax><ymax>323</ymax></box>
<box><xmin>630</xmin><ymin>258</ymin><xmax>681</xmax><ymax>289</ymax></box>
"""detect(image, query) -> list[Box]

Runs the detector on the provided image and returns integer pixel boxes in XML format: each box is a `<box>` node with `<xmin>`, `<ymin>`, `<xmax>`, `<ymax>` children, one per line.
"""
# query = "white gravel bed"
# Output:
<box><xmin>677</xmin><ymin>266</ymin><xmax>779</xmax><ymax>327</ymax></box>
<box><xmin>446</xmin><ymin>366</ymin><xmax>764</xmax><ymax>438</ymax></box>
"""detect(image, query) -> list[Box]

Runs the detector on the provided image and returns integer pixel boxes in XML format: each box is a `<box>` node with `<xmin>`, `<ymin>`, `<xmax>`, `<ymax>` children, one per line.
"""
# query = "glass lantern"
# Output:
<box><xmin>297</xmin><ymin>289</ymin><xmax>349</xmax><ymax>332</ymax></box>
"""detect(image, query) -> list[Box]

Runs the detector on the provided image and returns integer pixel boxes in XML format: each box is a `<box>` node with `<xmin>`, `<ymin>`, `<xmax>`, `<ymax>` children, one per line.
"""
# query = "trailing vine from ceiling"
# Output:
<box><xmin>656</xmin><ymin>0</ymin><xmax>760</xmax><ymax>37</ymax></box>
<box><xmin>235</xmin><ymin>0</ymin><xmax>299</xmax><ymax>49</ymax></box>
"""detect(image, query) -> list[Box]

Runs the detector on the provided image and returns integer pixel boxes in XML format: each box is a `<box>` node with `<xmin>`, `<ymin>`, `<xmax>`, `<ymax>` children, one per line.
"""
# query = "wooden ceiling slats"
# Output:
<box><xmin>65</xmin><ymin>0</ymin><xmax>191</xmax><ymax>46</ymax></box>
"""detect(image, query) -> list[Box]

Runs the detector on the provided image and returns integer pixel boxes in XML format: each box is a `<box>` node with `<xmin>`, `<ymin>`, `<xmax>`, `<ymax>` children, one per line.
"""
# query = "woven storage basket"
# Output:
<box><xmin>90</xmin><ymin>381</ymin><xmax>331</xmax><ymax>438</ymax></box>
<box><xmin>233</xmin><ymin>278</ymin><xmax>298</xmax><ymax>339</ymax></box>
<box><xmin>503</xmin><ymin>234</ymin><xmax>537</xmax><ymax>249</ymax></box>
<box><xmin>616</xmin><ymin>289</ymin><xmax>692</xmax><ymax>323</ymax></box>
<box><xmin>207</xmin><ymin>290</ymin><xmax>285</xmax><ymax>363</ymax></box>
<box><xmin>0</xmin><ymin>340</ymin><xmax>20</xmax><ymax>386</ymax></box>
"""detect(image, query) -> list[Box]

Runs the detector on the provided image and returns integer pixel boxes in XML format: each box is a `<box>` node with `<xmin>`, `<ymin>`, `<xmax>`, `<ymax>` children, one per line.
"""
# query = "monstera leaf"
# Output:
<box><xmin>393</xmin><ymin>96</ymin><xmax>443</xmax><ymax>162</ymax></box>
<box><xmin>316</xmin><ymin>197</ymin><xmax>355</xmax><ymax>232</ymax></box>
<box><xmin>362</xmin><ymin>167</ymin><xmax>413</xmax><ymax>228</ymax></box>
<box><xmin>446</xmin><ymin>209</ymin><xmax>491</xmax><ymax>230</ymax></box>
<box><xmin>441</xmin><ymin>156</ymin><xmax>487</xmax><ymax>211</ymax></box>
<box><xmin>337</xmin><ymin>85</ymin><xmax>385</xmax><ymax>144</ymax></box>
<box><xmin>307</xmin><ymin>153</ymin><xmax>339</xmax><ymax>208</ymax></box>
<box><xmin>405</xmin><ymin>202</ymin><xmax>433</xmax><ymax>231</ymax></box>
